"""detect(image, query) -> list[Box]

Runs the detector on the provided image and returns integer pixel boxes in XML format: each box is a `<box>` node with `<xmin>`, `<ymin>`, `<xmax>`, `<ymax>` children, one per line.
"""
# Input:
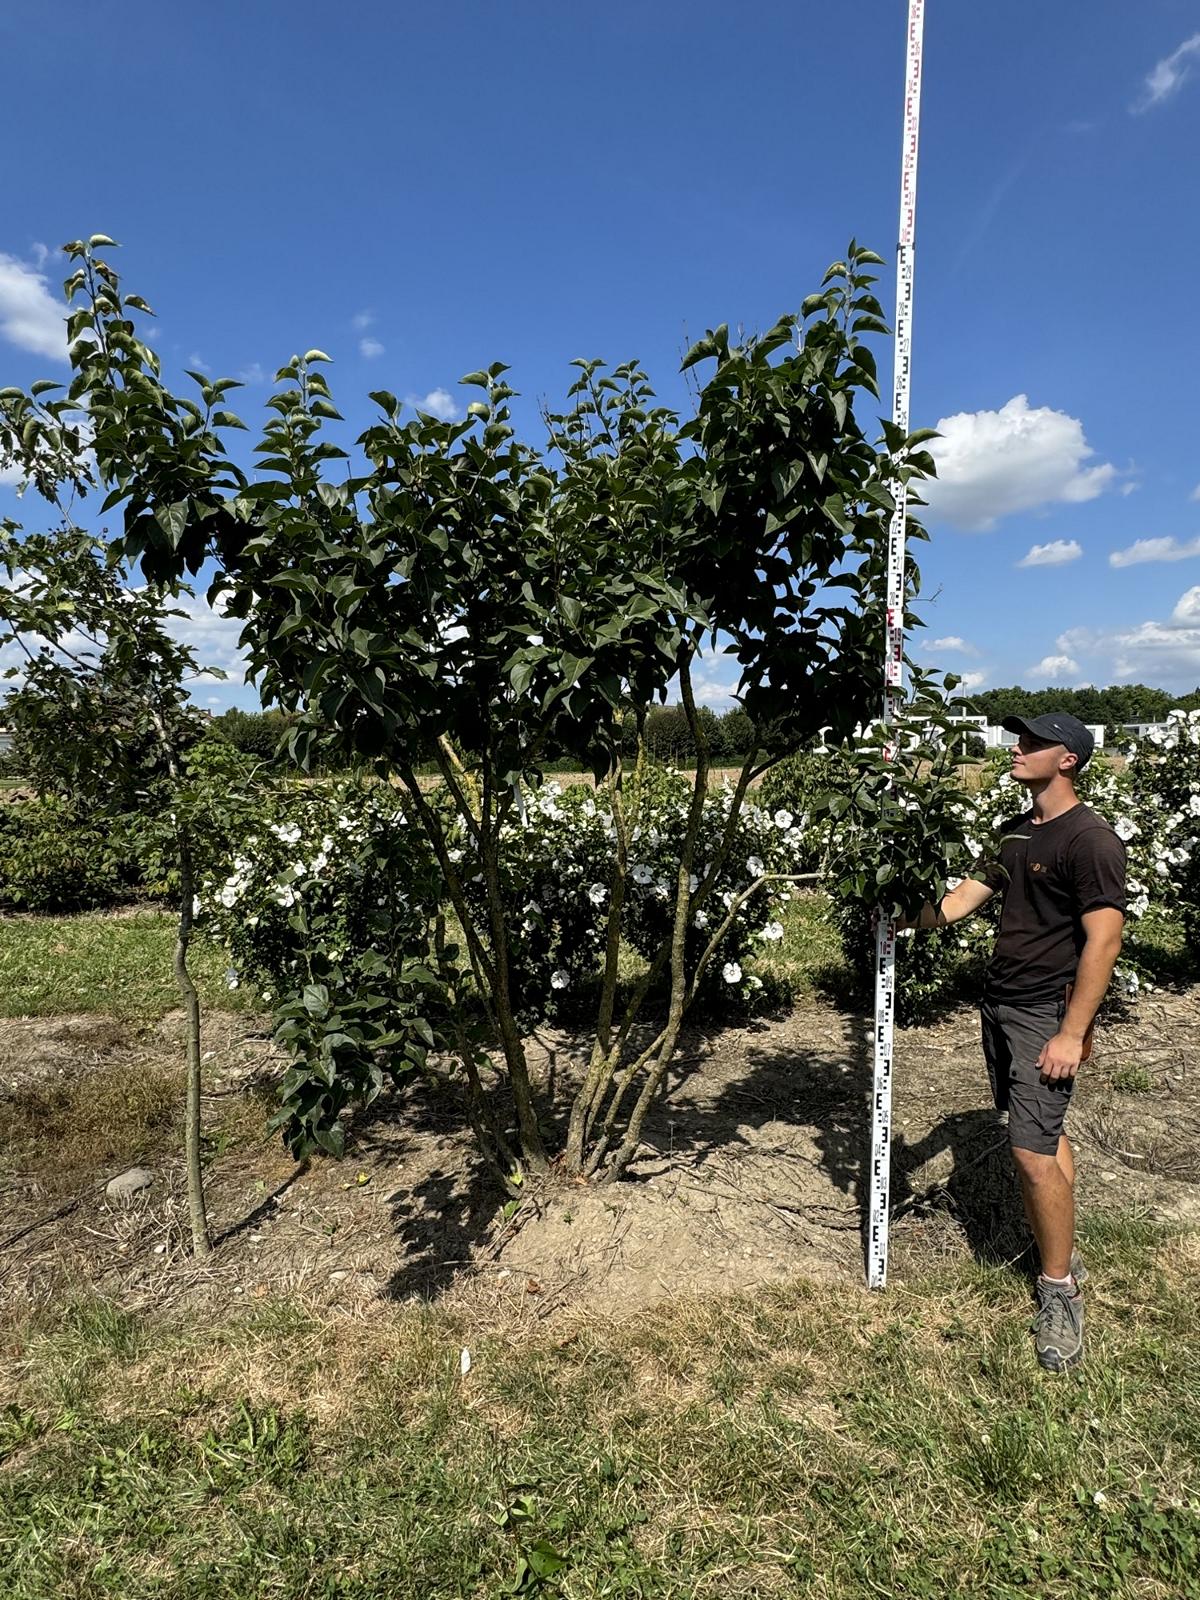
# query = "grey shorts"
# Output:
<box><xmin>980</xmin><ymin>995</ymin><xmax>1072</xmax><ymax>1156</ymax></box>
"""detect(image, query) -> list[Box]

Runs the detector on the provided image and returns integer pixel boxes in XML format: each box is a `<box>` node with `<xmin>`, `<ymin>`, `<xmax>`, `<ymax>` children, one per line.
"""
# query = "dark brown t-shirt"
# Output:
<box><xmin>976</xmin><ymin>802</ymin><xmax>1126</xmax><ymax>1003</ymax></box>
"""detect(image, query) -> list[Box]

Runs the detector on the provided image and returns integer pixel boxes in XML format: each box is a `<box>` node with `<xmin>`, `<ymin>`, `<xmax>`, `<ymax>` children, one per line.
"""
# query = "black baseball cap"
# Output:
<box><xmin>1001</xmin><ymin>711</ymin><xmax>1094</xmax><ymax>770</ymax></box>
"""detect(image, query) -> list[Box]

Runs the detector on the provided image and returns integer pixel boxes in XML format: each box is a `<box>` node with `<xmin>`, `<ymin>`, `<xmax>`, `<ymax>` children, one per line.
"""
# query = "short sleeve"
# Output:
<box><xmin>976</xmin><ymin>853</ymin><xmax>1008</xmax><ymax>895</ymax></box>
<box><xmin>1070</xmin><ymin>827</ymin><xmax>1126</xmax><ymax>917</ymax></box>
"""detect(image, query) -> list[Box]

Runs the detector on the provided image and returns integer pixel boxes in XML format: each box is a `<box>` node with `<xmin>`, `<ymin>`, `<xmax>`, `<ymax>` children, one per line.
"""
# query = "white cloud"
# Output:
<box><xmin>685</xmin><ymin>652</ymin><xmax>741</xmax><ymax>709</ymax></box>
<box><xmin>1191</xmin><ymin>484</ymin><xmax>1200</xmax><ymax>503</ymax></box>
<box><xmin>1120</xmin><ymin>481</ymin><xmax>1139</xmax><ymax>497</ymax></box>
<box><xmin>164</xmin><ymin>589</ymin><xmax>250</xmax><ymax>687</ymax></box>
<box><xmin>1058</xmin><ymin>594</ymin><xmax>1200</xmax><ymax>689</ymax></box>
<box><xmin>0</xmin><ymin>252</ymin><xmax>67</xmax><ymax>360</ymax></box>
<box><xmin>1026</xmin><ymin>653</ymin><xmax>1081</xmax><ymax>683</ymax></box>
<box><xmin>359</xmin><ymin>337</ymin><xmax>385</xmax><ymax>359</ymax></box>
<box><xmin>1170</xmin><ymin>588</ymin><xmax>1200</xmax><ymax>627</ymax></box>
<box><xmin>187</xmin><ymin>351</ymin><xmax>210</xmax><ymax>373</ymax></box>
<box><xmin>1133</xmin><ymin>33</ymin><xmax>1200</xmax><ymax>113</ymax></box>
<box><xmin>30</xmin><ymin>242</ymin><xmax>50</xmax><ymax>269</ymax></box>
<box><xmin>1017</xmin><ymin>538</ymin><xmax>1083</xmax><ymax>568</ymax></box>
<box><xmin>1109</xmin><ymin>536</ymin><xmax>1200</xmax><ymax>568</ymax></box>
<box><xmin>922</xmin><ymin>395</ymin><xmax>1117</xmax><ymax>531</ymax></box>
<box><xmin>927</xmin><ymin>635</ymin><xmax>980</xmax><ymax>655</ymax></box>
<box><xmin>407</xmin><ymin>387</ymin><xmax>460</xmax><ymax>421</ymax></box>
<box><xmin>237</xmin><ymin>361</ymin><xmax>268</xmax><ymax>385</ymax></box>
<box><xmin>351</xmin><ymin>310</ymin><xmax>374</xmax><ymax>332</ymax></box>
<box><xmin>957</xmin><ymin>670</ymin><xmax>988</xmax><ymax>692</ymax></box>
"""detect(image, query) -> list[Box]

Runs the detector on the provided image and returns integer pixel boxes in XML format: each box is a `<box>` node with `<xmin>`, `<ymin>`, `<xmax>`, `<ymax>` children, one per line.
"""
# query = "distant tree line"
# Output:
<box><xmin>960</xmin><ymin>683</ymin><xmax>1200</xmax><ymax>736</ymax></box>
<box><xmin>202</xmin><ymin>704</ymin><xmax>762</xmax><ymax>770</ymax></box>
<box><xmin>10</xmin><ymin>687</ymin><xmax>1196</xmax><ymax>781</ymax></box>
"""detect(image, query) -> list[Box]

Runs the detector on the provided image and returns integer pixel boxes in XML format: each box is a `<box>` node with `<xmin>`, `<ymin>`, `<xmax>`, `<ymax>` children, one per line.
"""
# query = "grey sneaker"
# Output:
<box><xmin>1070</xmin><ymin>1248</ymin><xmax>1089</xmax><ymax>1287</ymax></box>
<box><xmin>1032</xmin><ymin>1279</ymin><xmax>1085</xmax><ymax>1372</ymax></box>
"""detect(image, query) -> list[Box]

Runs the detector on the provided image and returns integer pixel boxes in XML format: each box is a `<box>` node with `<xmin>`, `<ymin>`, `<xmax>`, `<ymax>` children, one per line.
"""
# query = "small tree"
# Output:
<box><xmin>0</xmin><ymin>516</ymin><xmax>240</xmax><ymax>1256</ymax></box>
<box><xmin>5</xmin><ymin>237</ymin><xmax>950</xmax><ymax>1191</ymax></box>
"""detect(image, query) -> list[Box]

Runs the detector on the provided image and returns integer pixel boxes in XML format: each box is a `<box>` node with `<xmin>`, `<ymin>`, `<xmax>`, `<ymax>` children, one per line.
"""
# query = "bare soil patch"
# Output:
<box><xmin>2</xmin><ymin>989</ymin><xmax>1197</xmax><ymax>1323</ymax></box>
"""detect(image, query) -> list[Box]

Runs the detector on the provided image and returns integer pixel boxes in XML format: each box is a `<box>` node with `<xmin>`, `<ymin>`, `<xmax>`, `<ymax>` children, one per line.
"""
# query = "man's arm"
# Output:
<box><xmin>896</xmin><ymin>876</ymin><xmax>995</xmax><ymax>931</ymax></box>
<box><xmin>1038</xmin><ymin>907</ymin><xmax>1125</xmax><ymax>1082</ymax></box>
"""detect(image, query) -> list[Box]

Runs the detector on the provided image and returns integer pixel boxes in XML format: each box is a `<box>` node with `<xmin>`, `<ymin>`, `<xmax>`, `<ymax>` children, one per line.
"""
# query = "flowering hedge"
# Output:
<box><xmin>460</xmin><ymin>765</ymin><xmax>805</xmax><ymax>1026</ymax></box>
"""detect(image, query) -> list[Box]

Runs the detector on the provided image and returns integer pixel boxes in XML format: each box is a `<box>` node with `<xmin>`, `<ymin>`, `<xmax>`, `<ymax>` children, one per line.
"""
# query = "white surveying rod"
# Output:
<box><xmin>868</xmin><ymin>0</ymin><xmax>926</xmax><ymax>1292</ymax></box>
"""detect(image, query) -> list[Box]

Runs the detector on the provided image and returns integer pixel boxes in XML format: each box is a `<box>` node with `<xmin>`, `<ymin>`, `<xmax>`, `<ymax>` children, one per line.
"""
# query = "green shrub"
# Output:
<box><xmin>829</xmin><ymin>899</ymin><xmax>992</xmax><ymax>1027</ymax></box>
<box><xmin>199</xmin><ymin>779</ymin><xmax>449</xmax><ymax>1157</ymax></box>
<box><xmin>0</xmin><ymin>796</ymin><xmax>143</xmax><ymax>911</ymax></box>
<box><xmin>458</xmin><ymin>764</ymin><xmax>800</xmax><ymax>1025</ymax></box>
<box><xmin>757</xmin><ymin>750</ymin><xmax>840</xmax><ymax>873</ymax></box>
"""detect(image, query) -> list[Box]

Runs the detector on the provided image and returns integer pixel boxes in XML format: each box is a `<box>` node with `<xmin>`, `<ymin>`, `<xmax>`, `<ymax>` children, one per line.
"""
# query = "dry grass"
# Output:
<box><xmin>2</xmin><ymin>1215</ymin><xmax>1198</xmax><ymax>1598</ymax></box>
<box><xmin>0</xmin><ymin>1047</ymin><xmax>269</xmax><ymax>1200</ymax></box>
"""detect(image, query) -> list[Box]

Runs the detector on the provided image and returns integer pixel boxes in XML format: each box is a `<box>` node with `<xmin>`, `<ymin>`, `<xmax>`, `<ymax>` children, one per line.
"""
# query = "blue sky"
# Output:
<box><xmin>2</xmin><ymin>0</ymin><xmax>1199</xmax><ymax>711</ymax></box>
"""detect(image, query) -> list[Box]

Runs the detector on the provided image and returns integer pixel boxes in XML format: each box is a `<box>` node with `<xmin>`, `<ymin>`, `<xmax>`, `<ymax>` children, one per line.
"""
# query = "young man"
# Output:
<box><xmin>899</xmin><ymin>712</ymin><xmax>1126</xmax><ymax>1371</ymax></box>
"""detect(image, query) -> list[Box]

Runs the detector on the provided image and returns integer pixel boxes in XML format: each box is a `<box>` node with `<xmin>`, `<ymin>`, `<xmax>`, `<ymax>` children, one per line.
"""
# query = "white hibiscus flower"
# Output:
<box><xmin>588</xmin><ymin>883</ymin><xmax>607</xmax><ymax>904</ymax></box>
<box><xmin>550</xmin><ymin>970</ymin><xmax>570</xmax><ymax>990</ymax></box>
<box><xmin>722</xmin><ymin>961</ymin><xmax>742</xmax><ymax>984</ymax></box>
<box><xmin>773</xmin><ymin>809</ymin><xmax>794</xmax><ymax>830</ymax></box>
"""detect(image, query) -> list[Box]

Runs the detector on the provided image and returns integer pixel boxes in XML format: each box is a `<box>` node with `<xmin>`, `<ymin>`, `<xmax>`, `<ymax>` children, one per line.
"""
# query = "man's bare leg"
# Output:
<box><xmin>1011</xmin><ymin>1146</ymin><xmax>1074</xmax><ymax>1280</ymax></box>
<box><xmin>1056</xmin><ymin>1133</ymin><xmax>1074</xmax><ymax>1190</ymax></box>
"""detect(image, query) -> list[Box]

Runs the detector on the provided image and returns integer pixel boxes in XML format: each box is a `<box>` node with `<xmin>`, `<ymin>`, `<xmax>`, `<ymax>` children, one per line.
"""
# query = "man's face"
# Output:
<box><xmin>1011</xmin><ymin>730</ymin><xmax>1076</xmax><ymax>785</ymax></box>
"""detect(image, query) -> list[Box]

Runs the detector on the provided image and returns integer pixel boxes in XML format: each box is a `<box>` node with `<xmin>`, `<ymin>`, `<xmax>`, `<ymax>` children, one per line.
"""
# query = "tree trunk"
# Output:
<box><xmin>601</xmin><ymin>653</ymin><xmax>710</xmax><ymax>1182</ymax></box>
<box><xmin>478</xmin><ymin>807</ymin><xmax>548</xmax><ymax>1174</ymax></box>
<box><xmin>175</xmin><ymin>840</ymin><xmax>211</xmax><ymax>1258</ymax></box>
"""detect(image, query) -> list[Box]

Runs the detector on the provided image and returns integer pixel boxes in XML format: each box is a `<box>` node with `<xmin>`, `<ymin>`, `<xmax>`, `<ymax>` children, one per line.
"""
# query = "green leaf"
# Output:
<box><xmin>313</xmin><ymin>1123</ymin><xmax>346</xmax><ymax>1157</ymax></box>
<box><xmin>88</xmin><ymin>233</ymin><xmax>117</xmax><ymax>248</ymax></box>
<box><xmin>153</xmin><ymin>501</ymin><xmax>190</xmax><ymax>549</ymax></box>
<box><xmin>459</xmin><ymin>370</ymin><xmax>489</xmax><ymax>388</ymax></box>
<box><xmin>302</xmin><ymin>983</ymin><xmax>329</xmax><ymax>1016</ymax></box>
<box><xmin>368</xmin><ymin>389</ymin><xmax>399</xmax><ymax>416</ymax></box>
<box><xmin>526</xmin><ymin>1541</ymin><xmax>568</xmax><ymax>1580</ymax></box>
<box><xmin>560</xmin><ymin>652</ymin><xmax>592</xmax><ymax>687</ymax></box>
<box><xmin>303</xmin><ymin>348</ymin><xmax>332</xmax><ymax>364</ymax></box>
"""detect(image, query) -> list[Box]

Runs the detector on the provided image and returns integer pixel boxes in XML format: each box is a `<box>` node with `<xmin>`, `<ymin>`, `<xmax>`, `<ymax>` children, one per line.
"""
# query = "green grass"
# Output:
<box><xmin>0</xmin><ymin>910</ymin><xmax>254</xmax><ymax>1020</ymax></box>
<box><xmin>1</xmin><ymin>1219</ymin><xmax>1197</xmax><ymax>1598</ymax></box>
<box><xmin>760</xmin><ymin>887</ymin><xmax>845</xmax><ymax>995</ymax></box>
<box><xmin>1124</xmin><ymin>903</ymin><xmax>1199</xmax><ymax>987</ymax></box>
